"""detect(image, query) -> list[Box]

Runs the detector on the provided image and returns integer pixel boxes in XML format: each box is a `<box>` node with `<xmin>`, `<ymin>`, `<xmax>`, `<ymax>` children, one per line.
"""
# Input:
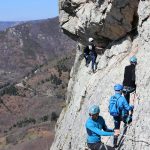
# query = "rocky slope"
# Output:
<box><xmin>0</xmin><ymin>18</ymin><xmax>76</xmax><ymax>150</ymax></box>
<box><xmin>0</xmin><ymin>17</ymin><xmax>76</xmax><ymax>86</ymax></box>
<box><xmin>51</xmin><ymin>0</ymin><xmax>150</xmax><ymax>150</ymax></box>
<box><xmin>0</xmin><ymin>54</ymin><xmax>75</xmax><ymax>150</ymax></box>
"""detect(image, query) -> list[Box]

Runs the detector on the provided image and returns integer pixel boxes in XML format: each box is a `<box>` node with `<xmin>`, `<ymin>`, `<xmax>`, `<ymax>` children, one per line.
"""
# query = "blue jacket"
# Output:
<box><xmin>110</xmin><ymin>93</ymin><xmax>134</xmax><ymax>116</ymax></box>
<box><xmin>85</xmin><ymin>116</ymin><xmax>114</xmax><ymax>143</ymax></box>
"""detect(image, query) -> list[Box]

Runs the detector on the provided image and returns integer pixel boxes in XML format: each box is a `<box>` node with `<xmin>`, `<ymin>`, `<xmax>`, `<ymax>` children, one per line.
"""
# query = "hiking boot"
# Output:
<box><xmin>92</xmin><ymin>69</ymin><xmax>97</xmax><ymax>73</ymax></box>
<box><xmin>113</xmin><ymin>144</ymin><xmax>118</xmax><ymax>148</ymax></box>
<box><xmin>95</xmin><ymin>63</ymin><xmax>98</xmax><ymax>70</ymax></box>
<box><xmin>85</xmin><ymin>64</ymin><xmax>89</xmax><ymax>67</ymax></box>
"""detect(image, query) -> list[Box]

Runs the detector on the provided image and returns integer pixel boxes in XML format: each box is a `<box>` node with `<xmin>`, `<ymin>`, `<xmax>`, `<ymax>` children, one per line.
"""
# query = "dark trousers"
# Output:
<box><xmin>113</xmin><ymin>115</ymin><xmax>128</xmax><ymax>129</ymax></box>
<box><xmin>113</xmin><ymin>115</ymin><xmax>128</xmax><ymax>147</ymax></box>
<box><xmin>88</xmin><ymin>142</ymin><xmax>114</xmax><ymax>150</ymax></box>
<box><xmin>90</xmin><ymin>54</ymin><xmax>97</xmax><ymax>71</ymax></box>
<box><xmin>123</xmin><ymin>86</ymin><xmax>136</xmax><ymax>104</ymax></box>
<box><xmin>124</xmin><ymin>92</ymin><xmax>130</xmax><ymax>104</ymax></box>
<box><xmin>84</xmin><ymin>54</ymin><xmax>90</xmax><ymax>66</ymax></box>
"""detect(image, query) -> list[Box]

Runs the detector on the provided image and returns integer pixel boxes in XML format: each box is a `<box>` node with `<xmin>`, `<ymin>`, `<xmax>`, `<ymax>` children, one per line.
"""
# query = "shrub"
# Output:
<box><xmin>3</xmin><ymin>85</ymin><xmax>18</xmax><ymax>96</ymax></box>
<box><xmin>41</xmin><ymin>115</ymin><xmax>49</xmax><ymax>122</ymax></box>
<box><xmin>50</xmin><ymin>74</ymin><xmax>62</xmax><ymax>85</ymax></box>
<box><xmin>57</xmin><ymin>62</ymin><xmax>69</xmax><ymax>73</ymax></box>
<box><xmin>56</xmin><ymin>57</ymin><xmax>70</xmax><ymax>76</ymax></box>
<box><xmin>15</xmin><ymin>117</ymin><xmax>36</xmax><ymax>128</ymax></box>
<box><xmin>41</xmin><ymin>80</ymin><xmax>45</xmax><ymax>84</ymax></box>
<box><xmin>51</xmin><ymin>112</ymin><xmax>58</xmax><ymax>121</ymax></box>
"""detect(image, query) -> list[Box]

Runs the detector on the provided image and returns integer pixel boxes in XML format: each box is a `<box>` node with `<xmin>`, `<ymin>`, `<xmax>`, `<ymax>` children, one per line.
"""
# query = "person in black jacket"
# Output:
<box><xmin>89</xmin><ymin>41</ymin><xmax>97</xmax><ymax>73</ymax></box>
<box><xmin>84</xmin><ymin>38</ymin><xmax>102</xmax><ymax>73</ymax></box>
<box><xmin>123</xmin><ymin>56</ymin><xmax>137</xmax><ymax>104</ymax></box>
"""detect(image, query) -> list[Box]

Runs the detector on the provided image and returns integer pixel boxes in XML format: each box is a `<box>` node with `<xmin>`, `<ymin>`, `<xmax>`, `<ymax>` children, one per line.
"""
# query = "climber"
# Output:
<box><xmin>123</xmin><ymin>56</ymin><xmax>137</xmax><ymax>104</ymax></box>
<box><xmin>109</xmin><ymin>84</ymin><xmax>134</xmax><ymax>148</ymax></box>
<box><xmin>88</xmin><ymin>38</ymin><xmax>97</xmax><ymax>73</ymax></box>
<box><xmin>84</xmin><ymin>38</ymin><xmax>103</xmax><ymax>73</ymax></box>
<box><xmin>85</xmin><ymin>105</ymin><xmax>114</xmax><ymax>150</ymax></box>
<box><xmin>83</xmin><ymin>42</ymin><xmax>90</xmax><ymax>67</ymax></box>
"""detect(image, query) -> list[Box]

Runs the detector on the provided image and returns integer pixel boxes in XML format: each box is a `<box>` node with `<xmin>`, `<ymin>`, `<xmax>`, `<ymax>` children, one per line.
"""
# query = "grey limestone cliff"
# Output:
<box><xmin>51</xmin><ymin>0</ymin><xmax>150</xmax><ymax>150</ymax></box>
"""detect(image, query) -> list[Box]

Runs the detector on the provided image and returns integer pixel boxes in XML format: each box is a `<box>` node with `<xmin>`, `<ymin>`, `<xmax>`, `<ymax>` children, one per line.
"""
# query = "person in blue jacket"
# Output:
<box><xmin>85</xmin><ymin>105</ymin><xmax>114</xmax><ymax>150</ymax></box>
<box><xmin>109</xmin><ymin>84</ymin><xmax>134</xmax><ymax>148</ymax></box>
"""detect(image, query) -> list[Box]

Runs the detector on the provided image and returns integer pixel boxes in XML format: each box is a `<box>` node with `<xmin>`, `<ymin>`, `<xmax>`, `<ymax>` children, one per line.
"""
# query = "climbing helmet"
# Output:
<box><xmin>130</xmin><ymin>56</ymin><xmax>137</xmax><ymax>63</ymax></box>
<box><xmin>89</xmin><ymin>105</ymin><xmax>100</xmax><ymax>115</ymax></box>
<box><xmin>114</xmin><ymin>84</ymin><xmax>123</xmax><ymax>91</ymax></box>
<box><xmin>89</xmin><ymin>37</ymin><xmax>94</xmax><ymax>43</ymax></box>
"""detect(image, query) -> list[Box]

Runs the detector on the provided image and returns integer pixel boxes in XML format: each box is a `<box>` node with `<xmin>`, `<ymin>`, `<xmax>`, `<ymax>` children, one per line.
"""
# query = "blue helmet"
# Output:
<box><xmin>114</xmin><ymin>84</ymin><xmax>123</xmax><ymax>91</ymax></box>
<box><xmin>130</xmin><ymin>56</ymin><xmax>137</xmax><ymax>63</ymax></box>
<box><xmin>89</xmin><ymin>105</ymin><xmax>100</xmax><ymax>115</ymax></box>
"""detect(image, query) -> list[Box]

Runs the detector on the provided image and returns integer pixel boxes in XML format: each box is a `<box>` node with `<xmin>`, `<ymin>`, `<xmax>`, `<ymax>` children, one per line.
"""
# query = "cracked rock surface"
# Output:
<box><xmin>59</xmin><ymin>0</ymin><xmax>139</xmax><ymax>46</ymax></box>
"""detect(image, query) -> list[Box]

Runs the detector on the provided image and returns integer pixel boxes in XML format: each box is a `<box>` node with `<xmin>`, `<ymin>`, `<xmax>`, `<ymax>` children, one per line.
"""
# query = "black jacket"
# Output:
<box><xmin>84</xmin><ymin>46</ymin><xmax>90</xmax><ymax>55</ymax></box>
<box><xmin>123</xmin><ymin>64</ymin><xmax>136</xmax><ymax>88</ymax></box>
<box><xmin>84</xmin><ymin>44</ymin><xmax>97</xmax><ymax>56</ymax></box>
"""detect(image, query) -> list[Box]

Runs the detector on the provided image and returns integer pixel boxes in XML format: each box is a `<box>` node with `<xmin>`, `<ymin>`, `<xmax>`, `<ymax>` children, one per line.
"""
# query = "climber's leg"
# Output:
<box><xmin>113</xmin><ymin>116</ymin><xmax>121</xmax><ymax>148</ymax></box>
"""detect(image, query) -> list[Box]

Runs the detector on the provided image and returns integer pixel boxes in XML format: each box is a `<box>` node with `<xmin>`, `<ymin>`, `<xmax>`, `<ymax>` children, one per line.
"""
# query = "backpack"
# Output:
<box><xmin>83</xmin><ymin>46</ymin><xmax>90</xmax><ymax>55</ymax></box>
<box><xmin>109</xmin><ymin>96</ymin><xmax>121</xmax><ymax>117</ymax></box>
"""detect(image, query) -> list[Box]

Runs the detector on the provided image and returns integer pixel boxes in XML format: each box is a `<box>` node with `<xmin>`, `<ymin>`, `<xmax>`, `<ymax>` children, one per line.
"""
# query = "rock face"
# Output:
<box><xmin>51</xmin><ymin>0</ymin><xmax>150</xmax><ymax>150</ymax></box>
<box><xmin>59</xmin><ymin>0</ymin><xmax>139</xmax><ymax>45</ymax></box>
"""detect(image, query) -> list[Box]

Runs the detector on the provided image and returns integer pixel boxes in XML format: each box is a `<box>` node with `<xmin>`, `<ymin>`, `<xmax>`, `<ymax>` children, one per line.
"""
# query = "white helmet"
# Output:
<box><xmin>89</xmin><ymin>37</ymin><xmax>94</xmax><ymax>42</ymax></box>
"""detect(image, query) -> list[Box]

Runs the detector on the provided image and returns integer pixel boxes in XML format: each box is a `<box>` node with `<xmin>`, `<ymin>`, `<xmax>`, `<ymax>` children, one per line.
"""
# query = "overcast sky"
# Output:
<box><xmin>0</xmin><ymin>0</ymin><xmax>58</xmax><ymax>21</ymax></box>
